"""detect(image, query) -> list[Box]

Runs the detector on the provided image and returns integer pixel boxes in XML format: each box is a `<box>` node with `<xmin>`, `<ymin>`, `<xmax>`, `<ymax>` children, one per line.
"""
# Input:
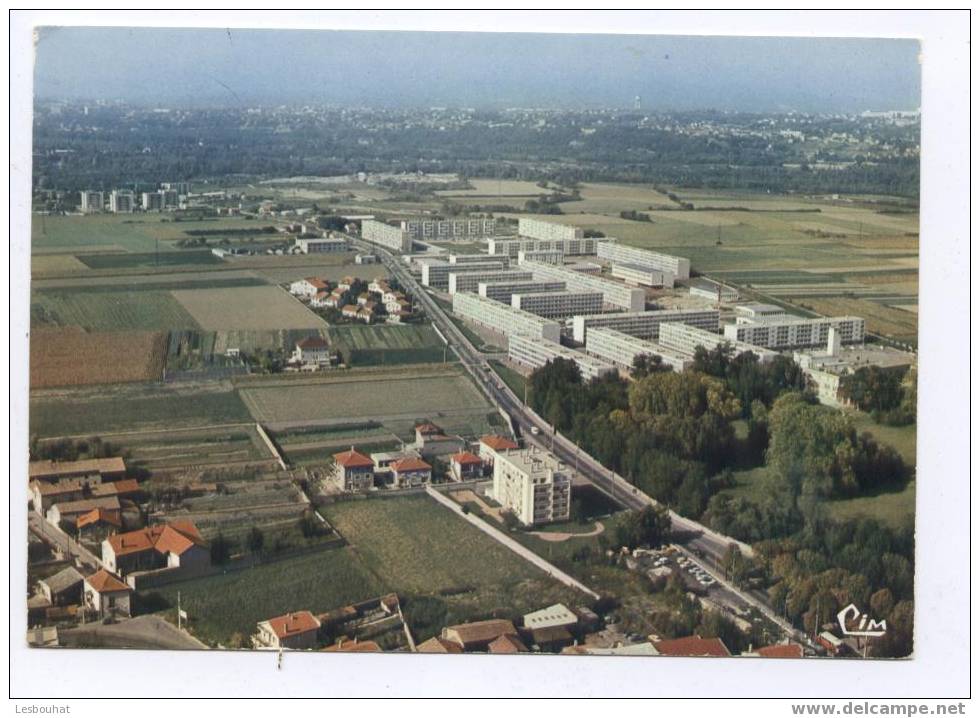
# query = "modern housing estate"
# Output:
<box><xmin>401</xmin><ymin>217</ymin><xmax>496</xmax><ymax>241</ymax></box>
<box><xmin>570</xmin><ymin>308</ymin><xmax>721</xmax><ymax>344</ymax></box>
<box><xmin>421</xmin><ymin>260</ymin><xmax>508</xmax><ymax>289</ymax></box>
<box><xmin>723</xmin><ymin>315</ymin><xmax>866</xmax><ymax>349</ymax></box>
<box><xmin>491</xmin><ymin>448</ymin><xmax>572</xmax><ymax>526</ymax></box>
<box><xmin>510</xmin><ymin>290</ymin><xmax>604</xmax><ymax>319</ymax></box>
<box><xmin>452</xmin><ymin>292</ymin><xmax>562</xmax><ymax>343</ymax></box>
<box><xmin>489</xmin><ymin>236</ymin><xmax>610</xmax><ymax>258</ymax></box>
<box><xmin>478</xmin><ymin>280</ymin><xmax>566</xmax><ymax>304</ymax></box>
<box><xmin>521</xmin><ymin>260</ymin><xmax>646</xmax><ymax>312</ymax></box>
<box><xmin>610</xmin><ymin>263</ymin><xmax>675</xmax><ymax>288</ymax></box>
<box><xmin>448</xmin><ymin>269</ymin><xmax>533</xmax><ymax>295</ymax></box>
<box><xmin>508</xmin><ymin>334</ymin><xmax>618</xmax><ymax>381</ymax></box>
<box><xmin>659</xmin><ymin>322</ymin><xmax>778</xmax><ymax>362</ymax></box>
<box><xmin>361</xmin><ymin>219</ymin><xmax>414</xmax><ymax>253</ymax></box>
<box><xmin>295</xmin><ymin>237</ymin><xmax>349</xmax><ymax>254</ymax></box>
<box><xmin>596</xmin><ymin>242</ymin><xmax>691</xmax><ymax>280</ymax></box>
<box><xmin>585</xmin><ymin>326</ymin><xmax>694</xmax><ymax>372</ymax></box>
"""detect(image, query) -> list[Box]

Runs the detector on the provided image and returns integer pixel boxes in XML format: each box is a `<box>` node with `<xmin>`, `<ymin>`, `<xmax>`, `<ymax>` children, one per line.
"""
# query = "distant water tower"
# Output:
<box><xmin>633</xmin><ymin>95</ymin><xmax>641</xmax><ymax>111</ymax></box>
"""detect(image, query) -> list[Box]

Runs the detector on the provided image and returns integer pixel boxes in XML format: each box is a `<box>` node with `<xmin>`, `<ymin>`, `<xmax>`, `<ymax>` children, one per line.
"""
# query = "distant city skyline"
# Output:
<box><xmin>33</xmin><ymin>27</ymin><xmax>920</xmax><ymax>113</ymax></box>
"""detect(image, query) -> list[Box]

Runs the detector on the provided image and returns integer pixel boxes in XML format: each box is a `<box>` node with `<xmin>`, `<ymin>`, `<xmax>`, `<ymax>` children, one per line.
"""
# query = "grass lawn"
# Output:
<box><xmin>147</xmin><ymin>547</ymin><xmax>386</xmax><ymax>646</ymax></box>
<box><xmin>489</xmin><ymin>360</ymin><xmax>527</xmax><ymax>399</ymax></box>
<box><xmin>826</xmin><ymin>480</ymin><xmax>916</xmax><ymax>530</ymax></box>
<box><xmin>329</xmin><ymin>324</ymin><xmax>450</xmax><ymax>367</ymax></box>
<box><xmin>849</xmin><ymin>412</ymin><xmax>917</xmax><ymax>465</ymax></box>
<box><xmin>31</xmin><ymin>289</ymin><xmax>202</xmax><ymax>331</ymax></box>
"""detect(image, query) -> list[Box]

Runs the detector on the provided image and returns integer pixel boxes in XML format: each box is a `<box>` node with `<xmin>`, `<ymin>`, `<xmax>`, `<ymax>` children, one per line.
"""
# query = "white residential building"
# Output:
<box><xmin>689</xmin><ymin>278</ymin><xmax>740</xmax><ymax>303</ymax></box>
<box><xmin>491</xmin><ymin>448</ymin><xmax>572</xmax><ymax>526</ymax></box>
<box><xmin>610</xmin><ymin>263</ymin><xmax>675</xmax><ymax>288</ymax></box>
<box><xmin>141</xmin><ymin>191</ymin><xmax>164</xmax><ymax>211</ymax></box>
<box><xmin>491</xmin><ymin>236</ymin><xmax>611</xmax><ymax>258</ymax></box>
<box><xmin>452</xmin><ymin>292</ymin><xmax>561</xmax><ymax>343</ymax></box>
<box><xmin>109</xmin><ymin>190</ymin><xmax>135</xmax><ymax>213</ymax></box>
<box><xmin>289</xmin><ymin>277</ymin><xmax>330</xmax><ymax>298</ymax></box>
<box><xmin>585</xmin><ymin>327</ymin><xmax>693</xmax><ymax>372</ymax></box>
<box><xmin>421</xmin><ymin>260</ymin><xmax>507</xmax><ymax>289</ymax></box>
<box><xmin>734</xmin><ymin>303</ymin><xmax>791</xmax><ymax>322</ymax></box>
<box><xmin>449</xmin><ymin>254</ymin><xmax>508</xmax><ymax>265</ymax></box>
<box><xmin>521</xmin><ymin>260</ymin><xmax>646</xmax><ymax>312</ymax></box>
<box><xmin>596</xmin><ymin>242</ymin><xmax>691</xmax><ymax>280</ymax></box>
<box><xmin>479</xmin><ymin>280</ymin><xmax>565</xmax><ymax>304</ymax></box>
<box><xmin>361</xmin><ymin>219</ymin><xmax>413</xmax><ymax>253</ymax></box>
<box><xmin>517</xmin><ymin>249</ymin><xmax>564</xmax><ymax>265</ymax></box>
<box><xmin>402</xmin><ymin>218</ymin><xmax>496</xmax><ymax>240</ymax></box>
<box><xmin>518</xmin><ymin>217</ymin><xmax>583</xmax><ymax>242</ymax></box>
<box><xmin>660</xmin><ymin>322</ymin><xmax>778</xmax><ymax>362</ymax></box>
<box><xmin>508</xmin><ymin>335</ymin><xmax>617</xmax><ymax>381</ymax></box>
<box><xmin>723</xmin><ymin>316</ymin><xmax>865</xmax><ymax>349</ymax></box>
<box><xmin>448</xmin><ymin>270</ymin><xmax>533</xmax><ymax>295</ymax></box>
<box><xmin>296</xmin><ymin>237</ymin><xmax>349</xmax><ymax>254</ymax></box>
<box><xmin>80</xmin><ymin>191</ymin><xmax>103</xmax><ymax>213</ymax></box>
<box><xmin>161</xmin><ymin>189</ymin><xmax>179</xmax><ymax>208</ymax></box>
<box><xmin>571</xmin><ymin>308</ymin><xmax>721</xmax><ymax>344</ymax></box>
<box><xmin>511</xmin><ymin>291</ymin><xmax>604</xmax><ymax>319</ymax></box>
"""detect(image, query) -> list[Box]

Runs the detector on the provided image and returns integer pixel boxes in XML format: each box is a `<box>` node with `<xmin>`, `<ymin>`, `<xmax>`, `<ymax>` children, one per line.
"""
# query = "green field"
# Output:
<box><xmin>149</xmin><ymin>547</ymin><xmax>386</xmax><ymax>646</ymax></box>
<box><xmin>489</xmin><ymin>360</ymin><xmax>527</xmax><ymax>399</ymax></box>
<box><xmin>29</xmin><ymin>386</ymin><xmax>253</xmax><ymax>437</ymax></box>
<box><xmin>31</xmin><ymin>289</ymin><xmax>201</xmax><ymax>330</ymax></box>
<box><xmin>329</xmin><ymin>324</ymin><xmax>448</xmax><ymax>366</ymax></box>
<box><xmin>76</xmin><ymin>250</ymin><xmax>222</xmax><ymax>270</ymax></box>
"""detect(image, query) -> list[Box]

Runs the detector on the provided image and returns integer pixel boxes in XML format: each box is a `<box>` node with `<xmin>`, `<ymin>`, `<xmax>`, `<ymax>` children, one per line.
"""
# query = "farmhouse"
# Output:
<box><xmin>47</xmin><ymin>496</ymin><xmax>122</xmax><ymax>529</ymax></box>
<box><xmin>29</xmin><ymin>457</ymin><xmax>127</xmax><ymax>484</ymax></box>
<box><xmin>82</xmin><ymin>569</ymin><xmax>132</xmax><ymax>619</ymax></box>
<box><xmin>76</xmin><ymin>507</ymin><xmax>123</xmax><ymax>537</ymax></box>
<box><xmin>442</xmin><ymin>619</ymin><xmax>519</xmax><ymax>652</ymax></box>
<box><xmin>292</xmin><ymin>336</ymin><xmax>331</xmax><ymax>366</ymax></box>
<box><xmin>102</xmin><ymin>520</ymin><xmax>209</xmax><ymax>578</ymax></box>
<box><xmin>37</xmin><ymin>566</ymin><xmax>85</xmax><ymax>606</ymax></box>
<box><xmin>253</xmin><ymin>611</ymin><xmax>322</xmax><ymax>650</ymax></box>
<box><xmin>332</xmin><ymin>448</ymin><xmax>375</xmax><ymax>492</ymax></box>
<box><xmin>390</xmin><ymin>456</ymin><xmax>433</xmax><ymax>488</ymax></box>
<box><xmin>289</xmin><ymin>277</ymin><xmax>330</xmax><ymax>299</ymax></box>
<box><xmin>450</xmin><ymin>451</ymin><xmax>483</xmax><ymax>481</ymax></box>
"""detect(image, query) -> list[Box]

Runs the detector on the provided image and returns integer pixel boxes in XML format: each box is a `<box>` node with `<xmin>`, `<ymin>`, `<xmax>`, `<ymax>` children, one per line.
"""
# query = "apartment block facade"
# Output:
<box><xmin>491</xmin><ymin>448</ymin><xmax>572</xmax><ymax>526</ymax></box>
<box><xmin>507</xmin><ymin>334</ymin><xmax>617</xmax><ymax>381</ymax></box>
<box><xmin>571</xmin><ymin>308</ymin><xmax>720</xmax><ymax>344</ymax></box>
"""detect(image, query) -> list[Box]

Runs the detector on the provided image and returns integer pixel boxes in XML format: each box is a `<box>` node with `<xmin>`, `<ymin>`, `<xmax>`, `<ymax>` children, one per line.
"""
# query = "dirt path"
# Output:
<box><xmin>530</xmin><ymin>521</ymin><xmax>606</xmax><ymax>543</ymax></box>
<box><xmin>449</xmin><ymin>489</ymin><xmax>503</xmax><ymax>522</ymax></box>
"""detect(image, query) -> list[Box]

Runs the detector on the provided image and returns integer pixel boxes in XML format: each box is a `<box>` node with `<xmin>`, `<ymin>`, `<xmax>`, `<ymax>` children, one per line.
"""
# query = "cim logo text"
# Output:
<box><xmin>837</xmin><ymin>603</ymin><xmax>887</xmax><ymax>638</ymax></box>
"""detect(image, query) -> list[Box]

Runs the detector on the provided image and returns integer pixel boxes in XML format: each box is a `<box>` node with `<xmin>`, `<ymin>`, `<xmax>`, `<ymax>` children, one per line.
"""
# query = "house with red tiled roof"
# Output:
<box><xmin>442</xmin><ymin>619</ymin><xmax>518</xmax><ymax>652</ymax></box>
<box><xmin>76</xmin><ymin>507</ymin><xmax>123</xmax><ymax>535</ymax></box>
<box><xmin>450</xmin><ymin>451</ymin><xmax>484</xmax><ymax>481</ymax></box>
<box><xmin>332</xmin><ymin>448</ymin><xmax>375</xmax><ymax>492</ymax></box>
<box><xmin>744</xmin><ymin>642</ymin><xmax>805</xmax><ymax>659</ymax></box>
<box><xmin>341</xmin><ymin>304</ymin><xmax>361</xmax><ymax>320</ymax></box>
<box><xmin>46</xmin><ymin>497</ymin><xmax>122</xmax><ymax>529</ymax></box>
<box><xmin>289</xmin><ymin>277</ymin><xmax>330</xmax><ymax>299</ymax></box>
<box><xmin>254</xmin><ymin>611</ymin><xmax>321</xmax><ymax>650</ymax></box>
<box><xmin>83</xmin><ymin>569</ymin><xmax>132</xmax><ymax>618</ymax></box>
<box><xmin>390</xmin><ymin>456</ymin><xmax>432</xmax><ymax>488</ymax></box>
<box><xmin>322</xmin><ymin>638</ymin><xmax>382</xmax><ymax>653</ymax></box>
<box><xmin>102</xmin><ymin>521</ymin><xmax>209</xmax><ymax>578</ymax></box>
<box><xmin>488</xmin><ymin>633</ymin><xmax>529</xmax><ymax>654</ymax></box>
<box><xmin>292</xmin><ymin>336</ymin><xmax>331</xmax><ymax>366</ymax></box>
<box><xmin>29</xmin><ymin>457</ymin><xmax>127</xmax><ymax>483</ymax></box>
<box><xmin>652</xmin><ymin>635</ymin><xmax>731</xmax><ymax>657</ymax></box>
<box><xmin>479</xmin><ymin>435</ymin><xmax>519</xmax><ymax>467</ymax></box>
<box><xmin>417</xmin><ymin>636</ymin><xmax>464</xmax><ymax>654</ymax></box>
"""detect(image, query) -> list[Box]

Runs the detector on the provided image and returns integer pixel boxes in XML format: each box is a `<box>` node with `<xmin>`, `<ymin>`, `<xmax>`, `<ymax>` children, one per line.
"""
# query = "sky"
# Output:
<box><xmin>33</xmin><ymin>27</ymin><xmax>921</xmax><ymax>113</ymax></box>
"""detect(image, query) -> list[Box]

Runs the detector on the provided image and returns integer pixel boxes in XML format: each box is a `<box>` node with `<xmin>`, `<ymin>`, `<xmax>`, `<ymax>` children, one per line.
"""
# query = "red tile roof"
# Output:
<box><xmin>323</xmin><ymin>638</ymin><xmax>381</xmax><ymax>653</ymax></box>
<box><xmin>29</xmin><ymin>457</ymin><xmax>126</xmax><ymax>481</ymax></box>
<box><xmin>480</xmin><ymin>435</ymin><xmax>518</xmax><ymax>451</ymax></box>
<box><xmin>85</xmin><ymin>569</ymin><xmax>131</xmax><ymax>594</ymax></box>
<box><xmin>391</xmin><ymin>457</ymin><xmax>431</xmax><ymax>473</ymax></box>
<box><xmin>263</xmin><ymin>611</ymin><xmax>320</xmax><ymax>639</ymax></box>
<box><xmin>451</xmin><ymin>451</ymin><xmax>483</xmax><ymax>465</ymax></box>
<box><xmin>753</xmin><ymin>643</ymin><xmax>804</xmax><ymax>658</ymax></box>
<box><xmin>445</xmin><ymin>619</ymin><xmax>518</xmax><ymax>647</ymax></box>
<box><xmin>488</xmin><ymin>633</ymin><xmax>528</xmax><ymax>654</ymax></box>
<box><xmin>305</xmin><ymin>277</ymin><xmax>329</xmax><ymax>289</ymax></box>
<box><xmin>91</xmin><ymin>479</ymin><xmax>140</xmax><ymax>497</ymax></box>
<box><xmin>297</xmin><ymin>336</ymin><xmax>329</xmax><ymax>350</ymax></box>
<box><xmin>415</xmin><ymin>422</ymin><xmax>443</xmax><ymax>435</ymax></box>
<box><xmin>76</xmin><ymin>507</ymin><xmax>122</xmax><ymax>530</ymax></box>
<box><xmin>106</xmin><ymin>521</ymin><xmax>205</xmax><ymax>558</ymax></box>
<box><xmin>333</xmin><ymin>448</ymin><xmax>374</xmax><ymax>469</ymax></box>
<box><xmin>653</xmin><ymin>635</ymin><xmax>731</xmax><ymax>657</ymax></box>
<box><xmin>417</xmin><ymin>637</ymin><xmax>463</xmax><ymax>654</ymax></box>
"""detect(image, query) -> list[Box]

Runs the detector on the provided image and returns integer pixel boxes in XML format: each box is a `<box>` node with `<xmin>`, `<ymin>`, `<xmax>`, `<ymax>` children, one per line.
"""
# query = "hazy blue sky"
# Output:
<box><xmin>33</xmin><ymin>27</ymin><xmax>921</xmax><ymax>112</ymax></box>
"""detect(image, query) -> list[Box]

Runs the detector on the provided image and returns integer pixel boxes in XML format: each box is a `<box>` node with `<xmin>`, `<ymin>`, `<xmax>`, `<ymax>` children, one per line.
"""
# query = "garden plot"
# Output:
<box><xmin>172</xmin><ymin>285</ymin><xmax>328</xmax><ymax>330</ymax></box>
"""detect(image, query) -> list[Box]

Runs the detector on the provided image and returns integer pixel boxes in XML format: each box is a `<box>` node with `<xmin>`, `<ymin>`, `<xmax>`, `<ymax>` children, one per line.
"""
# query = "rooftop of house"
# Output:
<box><xmin>40</xmin><ymin>566</ymin><xmax>85</xmax><ymax>594</ymax></box>
<box><xmin>322</xmin><ymin>638</ymin><xmax>381</xmax><ymax>653</ymax></box>
<box><xmin>106</xmin><ymin>520</ymin><xmax>206</xmax><ymax>558</ymax></box>
<box><xmin>333</xmin><ymin>448</ymin><xmax>375</xmax><ymax>469</ymax></box>
<box><xmin>415</xmin><ymin>422</ymin><xmax>443</xmax><ymax>436</ymax></box>
<box><xmin>85</xmin><ymin>569</ymin><xmax>131</xmax><ymax>594</ymax></box>
<box><xmin>29</xmin><ymin>457</ymin><xmax>126</xmax><ymax>481</ymax></box>
<box><xmin>262</xmin><ymin>611</ymin><xmax>321</xmax><ymax>639</ymax></box>
<box><xmin>50</xmin><ymin>496</ymin><xmax>122</xmax><ymax>516</ymax></box>
<box><xmin>417</xmin><ymin>637</ymin><xmax>464</xmax><ymax>654</ymax></box>
<box><xmin>444</xmin><ymin>619</ymin><xmax>518</xmax><ymax>646</ymax></box>
<box><xmin>297</xmin><ymin>336</ymin><xmax>329</xmax><ymax>350</ymax></box>
<box><xmin>391</xmin><ymin>456</ymin><xmax>432</xmax><ymax>473</ymax></box>
<box><xmin>479</xmin><ymin>435</ymin><xmax>519</xmax><ymax>452</ymax></box>
<box><xmin>488</xmin><ymin>633</ymin><xmax>528</xmax><ymax>654</ymax></box>
<box><xmin>653</xmin><ymin>635</ymin><xmax>731</xmax><ymax>658</ymax></box>
<box><xmin>750</xmin><ymin>642</ymin><xmax>805</xmax><ymax>659</ymax></box>
<box><xmin>76</xmin><ymin>507</ymin><xmax>122</xmax><ymax>530</ymax></box>
<box><xmin>304</xmin><ymin>277</ymin><xmax>329</xmax><ymax>289</ymax></box>
<box><xmin>451</xmin><ymin>451</ymin><xmax>483</xmax><ymax>465</ymax></box>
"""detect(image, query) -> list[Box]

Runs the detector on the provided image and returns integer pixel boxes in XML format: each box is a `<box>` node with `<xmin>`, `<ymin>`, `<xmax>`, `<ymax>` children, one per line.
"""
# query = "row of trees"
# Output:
<box><xmin>840</xmin><ymin>365</ymin><xmax>917</xmax><ymax>426</ymax></box>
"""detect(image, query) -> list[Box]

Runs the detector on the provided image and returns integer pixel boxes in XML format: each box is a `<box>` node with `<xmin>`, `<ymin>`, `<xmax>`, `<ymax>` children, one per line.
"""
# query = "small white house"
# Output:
<box><xmin>83</xmin><ymin>569</ymin><xmax>132</xmax><ymax>618</ymax></box>
<box><xmin>289</xmin><ymin>277</ymin><xmax>330</xmax><ymax>299</ymax></box>
<box><xmin>292</xmin><ymin>336</ymin><xmax>331</xmax><ymax>365</ymax></box>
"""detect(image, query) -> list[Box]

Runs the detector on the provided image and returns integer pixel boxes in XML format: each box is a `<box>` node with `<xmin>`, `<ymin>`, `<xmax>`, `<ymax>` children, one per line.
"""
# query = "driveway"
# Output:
<box><xmin>59</xmin><ymin>615</ymin><xmax>208</xmax><ymax>650</ymax></box>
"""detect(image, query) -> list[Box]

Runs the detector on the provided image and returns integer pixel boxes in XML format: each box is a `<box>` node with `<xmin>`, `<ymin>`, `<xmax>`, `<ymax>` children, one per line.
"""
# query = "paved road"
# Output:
<box><xmin>29</xmin><ymin>513</ymin><xmax>103</xmax><ymax>571</ymax></box>
<box><xmin>60</xmin><ymin>615</ymin><xmax>208</xmax><ymax>650</ymax></box>
<box><xmin>357</xmin><ymin>236</ymin><xmax>807</xmax><ymax>644</ymax></box>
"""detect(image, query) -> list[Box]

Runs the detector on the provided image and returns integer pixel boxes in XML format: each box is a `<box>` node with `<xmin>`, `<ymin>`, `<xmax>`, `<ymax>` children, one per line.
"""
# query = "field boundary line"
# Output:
<box><xmin>425</xmin><ymin>486</ymin><xmax>600</xmax><ymax>600</ymax></box>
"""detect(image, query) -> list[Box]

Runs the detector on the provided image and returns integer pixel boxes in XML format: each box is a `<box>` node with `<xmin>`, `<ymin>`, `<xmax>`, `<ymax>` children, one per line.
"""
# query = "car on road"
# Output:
<box><xmin>530</xmin><ymin>426</ymin><xmax>540</xmax><ymax>436</ymax></box>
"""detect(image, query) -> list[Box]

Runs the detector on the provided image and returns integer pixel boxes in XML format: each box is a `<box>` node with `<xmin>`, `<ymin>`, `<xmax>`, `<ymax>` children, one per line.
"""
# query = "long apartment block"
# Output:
<box><xmin>508</xmin><ymin>334</ymin><xmax>617</xmax><ymax>382</ymax></box>
<box><xmin>596</xmin><ymin>242</ymin><xmax>691</xmax><ymax>280</ymax></box>
<box><xmin>571</xmin><ymin>308</ymin><xmax>720</xmax><ymax>344</ymax></box>
<box><xmin>421</xmin><ymin>260</ymin><xmax>508</xmax><ymax>289</ymax></box>
<box><xmin>585</xmin><ymin>327</ymin><xmax>693</xmax><ymax>372</ymax></box>
<box><xmin>452</xmin><ymin>291</ymin><xmax>561</xmax><ymax>343</ymax></box>
<box><xmin>517</xmin><ymin>249</ymin><xmax>564</xmax><ymax>265</ymax></box>
<box><xmin>660</xmin><ymin>322</ymin><xmax>777</xmax><ymax>362</ymax></box>
<box><xmin>611</xmin><ymin>262</ymin><xmax>675</xmax><ymax>289</ymax></box>
<box><xmin>401</xmin><ymin>218</ymin><xmax>496</xmax><ymax>240</ymax></box>
<box><xmin>511</xmin><ymin>291</ymin><xmax>604</xmax><ymax>319</ymax></box>
<box><xmin>448</xmin><ymin>270</ymin><xmax>533</xmax><ymax>295</ymax></box>
<box><xmin>361</xmin><ymin>219</ymin><xmax>414</xmax><ymax>253</ymax></box>
<box><xmin>723</xmin><ymin>316</ymin><xmax>865</xmax><ymax>349</ymax></box>
<box><xmin>479</xmin><ymin>280</ymin><xmax>566</xmax><ymax>304</ymax></box>
<box><xmin>521</xmin><ymin>260</ymin><xmax>646</xmax><ymax>312</ymax></box>
<box><xmin>489</xmin><ymin>236</ymin><xmax>612</xmax><ymax>258</ymax></box>
<box><xmin>449</xmin><ymin>254</ymin><xmax>509</xmax><ymax>265</ymax></box>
